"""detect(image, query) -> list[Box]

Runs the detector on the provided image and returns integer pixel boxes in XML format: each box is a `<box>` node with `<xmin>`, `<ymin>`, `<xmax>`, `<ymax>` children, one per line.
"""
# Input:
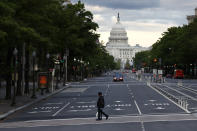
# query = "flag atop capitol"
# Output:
<box><xmin>106</xmin><ymin>13</ymin><xmax>149</xmax><ymax>69</ymax></box>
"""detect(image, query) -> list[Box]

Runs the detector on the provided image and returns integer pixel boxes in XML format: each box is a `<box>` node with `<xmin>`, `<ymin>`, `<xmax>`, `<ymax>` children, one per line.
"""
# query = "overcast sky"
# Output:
<box><xmin>72</xmin><ymin>0</ymin><xmax>197</xmax><ymax>47</ymax></box>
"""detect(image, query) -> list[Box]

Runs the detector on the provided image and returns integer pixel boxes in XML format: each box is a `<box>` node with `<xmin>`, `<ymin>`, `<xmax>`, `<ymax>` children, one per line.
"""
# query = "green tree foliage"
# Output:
<box><xmin>150</xmin><ymin>20</ymin><xmax>197</xmax><ymax>66</ymax></box>
<box><xmin>134</xmin><ymin>51</ymin><xmax>151</xmax><ymax>68</ymax></box>
<box><xmin>125</xmin><ymin>59</ymin><xmax>131</xmax><ymax>69</ymax></box>
<box><xmin>134</xmin><ymin>19</ymin><xmax>197</xmax><ymax>75</ymax></box>
<box><xmin>0</xmin><ymin>0</ymin><xmax>116</xmax><ymax>98</ymax></box>
<box><xmin>115</xmin><ymin>59</ymin><xmax>121</xmax><ymax>70</ymax></box>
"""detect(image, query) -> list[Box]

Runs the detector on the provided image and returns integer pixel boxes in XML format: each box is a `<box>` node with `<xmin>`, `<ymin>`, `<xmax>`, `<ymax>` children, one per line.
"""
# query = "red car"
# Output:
<box><xmin>174</xmin><ymin>69</ymin><xmax>184</xmax><ymax>79</ymax></box>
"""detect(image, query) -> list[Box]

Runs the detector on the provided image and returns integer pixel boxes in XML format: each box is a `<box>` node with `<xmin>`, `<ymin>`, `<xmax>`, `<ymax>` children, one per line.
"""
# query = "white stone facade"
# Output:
<box><xmin>106</xmin><ymin>14</ymin><xmax>149</xmax><ymax>69</ymax></box>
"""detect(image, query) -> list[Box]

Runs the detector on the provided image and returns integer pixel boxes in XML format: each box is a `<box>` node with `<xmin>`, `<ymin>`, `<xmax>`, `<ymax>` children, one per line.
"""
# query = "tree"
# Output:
<box><xmin>0</xmin><ymin>0</ymin><xmax>117</xmax><ymax>99</ymax></box>
<box><xmin>134</xmin><ymin>51</ymin><xmax>151</xmax><ymax>69</ymax></box>
<box><xmin>125</xmin><ymin>59</ymin><xmax>131</xmax><ymax>70</ymax></box>
<box><xmin>115</xmin><ymin>59</ymin><xmax>121</xmax><ymax>70</ymax></box>
<box><xmin>144</xmin><ymin>18</ymin><xmax>197</xmax><ymax>76</ymax></box>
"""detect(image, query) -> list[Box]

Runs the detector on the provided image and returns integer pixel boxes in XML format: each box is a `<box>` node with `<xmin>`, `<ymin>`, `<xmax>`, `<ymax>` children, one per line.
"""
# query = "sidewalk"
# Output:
<box><xmin>0</xmin><ymin>82</ymin><xmax>70</xmax><ymax>120</ymax></box>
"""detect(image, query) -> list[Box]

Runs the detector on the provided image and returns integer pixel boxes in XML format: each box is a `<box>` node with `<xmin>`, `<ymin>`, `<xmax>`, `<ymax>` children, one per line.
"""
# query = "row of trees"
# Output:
<box><xmin>134</xmin><ymin>19</ymin><xmax>197</xmax><ymax>76</ymax></box>
<box><xmin>0</xmin><ymin>0</ymin><xmax>117</xmax><ymax>99</ymax></box>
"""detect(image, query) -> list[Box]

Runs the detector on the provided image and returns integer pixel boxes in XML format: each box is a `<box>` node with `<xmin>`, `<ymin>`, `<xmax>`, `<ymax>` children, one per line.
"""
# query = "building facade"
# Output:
<box><xmin>187</xmin><ymin>8</ymin><xmax>197</xmax><ymax>24</ymax></box>
<box><xmin>106</xmin><ymin>14</ymin><xmax>149</xmax><ymax>69</ymax></box>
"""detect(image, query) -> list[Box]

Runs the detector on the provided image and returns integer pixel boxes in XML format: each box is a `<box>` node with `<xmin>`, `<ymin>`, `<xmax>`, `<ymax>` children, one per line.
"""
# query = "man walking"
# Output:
<box><xmin>97</xmin><ymin>92</ymin><xmax>109</xmax><ymax>120</ymax></box>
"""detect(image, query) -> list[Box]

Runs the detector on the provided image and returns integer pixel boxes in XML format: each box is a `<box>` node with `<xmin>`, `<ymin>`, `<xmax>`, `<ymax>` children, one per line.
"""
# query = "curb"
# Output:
<box><xmin>0</xmin><ymin>83</ymin><xmax>70</xmax><ymax>120</ymax></box>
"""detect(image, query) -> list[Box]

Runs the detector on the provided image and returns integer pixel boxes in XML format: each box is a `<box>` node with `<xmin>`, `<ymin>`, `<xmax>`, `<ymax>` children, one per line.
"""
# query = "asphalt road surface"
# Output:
<box><xmin>1</xmin><ymin>71</ymin><xmax>197</xmax><ymax>131</ymax></box>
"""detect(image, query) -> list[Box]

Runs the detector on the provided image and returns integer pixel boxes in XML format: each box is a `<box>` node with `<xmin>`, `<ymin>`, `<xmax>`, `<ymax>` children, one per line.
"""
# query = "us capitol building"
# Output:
<box><xmin>106</xmin><ymin>14</ymin><xmax>149</xmax><ymax>68</ymax></box>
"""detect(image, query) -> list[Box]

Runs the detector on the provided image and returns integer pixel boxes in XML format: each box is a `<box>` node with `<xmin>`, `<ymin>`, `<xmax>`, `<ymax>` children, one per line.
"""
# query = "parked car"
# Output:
<box><xmin>113</xmin><ymin>73</ymin><xmax>123</xmax><ymax>82</ymax></box>
<box><xmin>174</xmin><ymin>69</ymin><xmax>184</xmax><ymax>79</ymax></box>
<box><xmin>166</xmin><ymin>74</ymin><xmax>173</xmax><ymax>78</ymax></box>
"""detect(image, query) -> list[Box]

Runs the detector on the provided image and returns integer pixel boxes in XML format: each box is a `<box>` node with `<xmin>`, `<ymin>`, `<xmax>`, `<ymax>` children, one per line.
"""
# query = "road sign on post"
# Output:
<box><xmin>158</xmin><ymin>70</ymin><xmax>163</xmax><ymax>83</ymax></box>
<box><xmin>158</xmin><ymin>70</ymin><xmax>163</xmax><ymax>75</ymax></box>
<box><xmin>51</xmin><ymin>69</ymin><xmax>55</xmax><ymax>92</ymax></box>
<box><xmin>153</xmin><ymin>69</ymin><xmax>157</xmax><ymax>82</ymax></box>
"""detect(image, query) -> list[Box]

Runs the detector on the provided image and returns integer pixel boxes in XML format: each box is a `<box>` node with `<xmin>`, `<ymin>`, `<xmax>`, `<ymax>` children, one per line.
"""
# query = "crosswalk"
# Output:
<box><xmin>1</xmin><ymin>113</ymin><xmax>197</xmax><ymax>128</ymax></box>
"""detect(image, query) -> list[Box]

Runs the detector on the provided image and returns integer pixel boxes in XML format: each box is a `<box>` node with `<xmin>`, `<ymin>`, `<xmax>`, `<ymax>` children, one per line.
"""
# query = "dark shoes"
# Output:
<box><xmin>96</xmin><ymin>119</ymin><xmax>102</xmax><ymax>121</ymax></box>
<box><xmin>96</xmin><ymin>115</ymin><xmax>109</xmax><ymax>121</ymax></box>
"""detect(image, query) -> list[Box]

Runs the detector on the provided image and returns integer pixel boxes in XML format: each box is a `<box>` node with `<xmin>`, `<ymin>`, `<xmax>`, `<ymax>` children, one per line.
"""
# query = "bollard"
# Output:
<box><xmin>178</xmin><ymin>99</ymin><xmax>181</xmax><ymax>105</ymax></box>
<box><xmin>183</xmin><ymin>100</ymin><xmax>185</xmax><ymax>108</ymax></box>
<box><xmin>140</xmin><ymin>76</ymin><xmax>142</xmax><ymax>81</ymax></box>
<box><xmin>163</xmin><ymin>77</ymin><xmax>165</xmax><ymax>83</ymax></box>
<box><xmin>177</xmin><ymin>80</ymin><xmax>183</xmax><ymax>87</ymax></box>
<box><xmin>180</xmin><ymin>99</ymin><xmax>183</xmax><ymax>107</ymax></box>
<box><xmin>186</xmin><ymin>100</ymin><xmax>188</xmax><ymax>110</ymax></box>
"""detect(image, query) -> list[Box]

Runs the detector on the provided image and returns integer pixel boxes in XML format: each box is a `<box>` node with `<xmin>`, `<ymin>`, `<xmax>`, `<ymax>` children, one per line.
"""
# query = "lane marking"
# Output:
<box><xmin>77</xmin><ymin>101</ymin><xmax>96</xmax><ymax>104</ymax></box>
<box><xmin>148</xmin><ymin>100</ymin><xmax>157</xmax><ymax>102</ymax></box>
<box><xmin>141</xmin><ymin>121</ymin><xmax>146</xmax><ymax>131</ymax></box>
<box><xmin>155</xmin><ymin>107</ymin><xmax>165</xmax><ymax>110</ymax></box>
<box><xmin>114</xmin><ymin>108</ymin><xmax>124</xmax><ymax>111</ymax></box>
<box><xmin>28</xmin><ymin>110</ymin><xmax>52</xmax><ymax>114</ymax></box>
<box><xmin>114</xmin><ymin>101</ymin><xmax>122</xmax><ymax>103</ymax></box>
<box><xmin>105</xmin><ymin>84</ymin><xmax>110</xmax><ymax>96</ymax></box>
<box><xmin>52</xmin><ymin>102</ymin><xmax>70</xmax><ymax>117</ymax></box>
<box><xmin>45</xmin><ymin>103</ymin><xmax>63</xmax><ymax>105</ymax></box>
<box><xmin>134</xmin><ymin>100</ymin><xmax>142</xmax><ymax>115</ymax></box>
<box><xmin>68</xmin><ymin>109</ymin><xmax>92</xmax><ymax>112</ymax></box>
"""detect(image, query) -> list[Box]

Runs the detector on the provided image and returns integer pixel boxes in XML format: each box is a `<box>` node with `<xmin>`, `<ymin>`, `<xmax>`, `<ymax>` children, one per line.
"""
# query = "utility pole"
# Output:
<box><xmin>63</xmin><ymin>55</ymin><xmax>66</xmax><ymax>86</ymax></box>
<box><xmin>66</xmin><ymin>49</ymin><xmax>69</xmax><ymax>83</ymax></box>
<box><xmin>22</xmin><ymin>43</ymin><xmax>25</xmax><ymax>95</ymax></box>
<box><xmin>63</xmin><ymin>49</ymin><xmax>69</xmax><ymax>85</ymax></box>
<box><xmin>11</xmin><ymin>48</ymin><xmax>18</xmax><ymax>106</ymax></box>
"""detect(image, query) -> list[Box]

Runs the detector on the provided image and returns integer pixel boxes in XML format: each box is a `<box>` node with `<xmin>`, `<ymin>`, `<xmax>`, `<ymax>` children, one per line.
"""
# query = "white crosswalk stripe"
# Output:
<box><xmin>1</xmin><ymin>114</ymin><xmax>196</xmax><ymax>128</ymax></box>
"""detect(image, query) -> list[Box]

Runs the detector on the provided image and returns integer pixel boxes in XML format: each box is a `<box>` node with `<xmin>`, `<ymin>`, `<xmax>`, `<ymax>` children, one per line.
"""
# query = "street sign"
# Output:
<box><xmin>158</xmin><ymin>70</ymin><xmax>163</xmax><ymax>75</ymax></box>
<box><xmin>153</xmin><ymin>69</ymin><xmax>157</xmax><ymax>75</ymax></box>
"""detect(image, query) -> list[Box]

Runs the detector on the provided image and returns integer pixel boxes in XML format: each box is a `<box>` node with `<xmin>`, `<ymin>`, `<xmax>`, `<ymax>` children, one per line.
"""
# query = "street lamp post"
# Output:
<box><xmin>77</xmin><ymin>59</ymin><xmax>80</xmax><ymax>80</ymax></box>
<box><xmin>46</xmin><ymin>53</ymin><xmax>50</xmax><ymax>93</ymax></box>
<box><xmin>87</xmin><ymin>61</ymin><xmax>89</xmax><ymax>78</ymax></box>
<box><xmin>63</xmin><ymin>55</ymin><xmax>66</xmax><ymax>86</ymax></box>
<box><xmin>65</xmin><ymin>49</ymin><xmax>69</xmax><ymax>83</ymax></box>
<box><xmin>31</xmin><ymin>51</ymin><xmax>37</xmax><ymax>99</ymax></box>
<box><xmin>80</xmin><ymin>59</ymin><xmax>83</xmax><ymax>81</ymax></box>
<box><xmin>55</xmin><ymin>55</ymin><xmax>60</xmax><ymax>89</ymax></box>
<box><xmin>11</xmin><ymin>48</ymin><xmax>18</xmax><ymax>106</ymax></box>
<box><xmin>74</xmin><ymin>58</ymin><xmax>76</xmax><ymax>81</ymax></box>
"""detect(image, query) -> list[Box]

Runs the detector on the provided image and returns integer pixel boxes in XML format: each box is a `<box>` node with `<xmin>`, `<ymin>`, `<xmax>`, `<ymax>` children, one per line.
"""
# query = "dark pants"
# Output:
<box><xmin>98</xmin><ymin>108</ymin><xmax>108</xmax><ymax>119</ymax></box>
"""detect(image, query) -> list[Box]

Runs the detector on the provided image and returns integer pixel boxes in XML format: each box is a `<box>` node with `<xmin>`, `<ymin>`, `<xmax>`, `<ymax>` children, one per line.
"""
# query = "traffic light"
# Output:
<box><xmin>60</xmin><ymin>59</ymin><xmax>64</xmax><ymax>63</ymax></box>
<box><xmin>154</xmin><ymin>58</ymin><xmax>157</xmax><ymax>63</ymax></box>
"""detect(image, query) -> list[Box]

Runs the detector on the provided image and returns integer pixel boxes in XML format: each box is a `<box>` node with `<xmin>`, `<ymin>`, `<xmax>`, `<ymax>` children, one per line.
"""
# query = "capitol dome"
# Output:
<box><xmin>106</xmin><ymin>13</ymin><xmax>149</xmax><ymax>69</ymax></box>
<box><xmin>108</xmin><ymin>13</ymin><xmax>129</xmax><ymax>47</ymax></box>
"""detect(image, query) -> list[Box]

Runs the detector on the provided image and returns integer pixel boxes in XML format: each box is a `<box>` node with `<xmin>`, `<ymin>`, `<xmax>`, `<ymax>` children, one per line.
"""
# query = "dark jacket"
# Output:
<box><xmin>97</xmin><ymin>96</ymin><xmax>105</xmax><ymax>108</ymax></box>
